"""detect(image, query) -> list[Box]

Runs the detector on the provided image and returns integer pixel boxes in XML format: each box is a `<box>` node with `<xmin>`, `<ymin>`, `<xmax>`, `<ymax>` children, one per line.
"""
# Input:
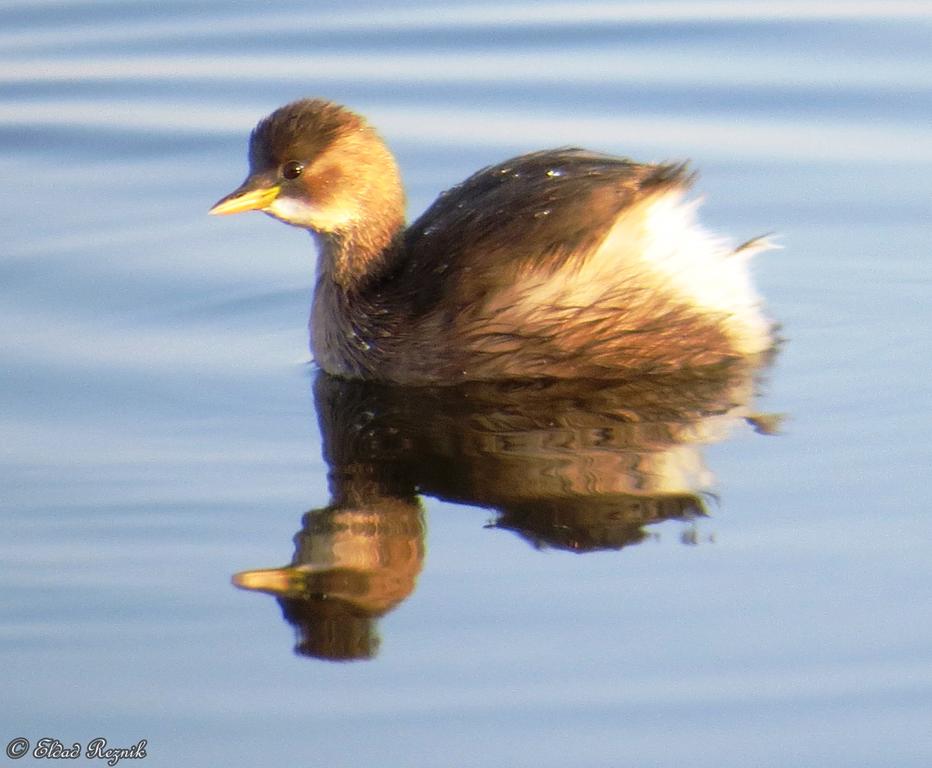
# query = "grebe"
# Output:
<box><xmin>210</xmin><ymin>99</ymin><xmax>773</xmax><ymax>383</ymax></box>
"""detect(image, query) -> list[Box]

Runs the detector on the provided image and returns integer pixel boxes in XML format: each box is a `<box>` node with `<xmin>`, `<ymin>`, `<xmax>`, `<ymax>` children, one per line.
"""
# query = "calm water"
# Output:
<box><xmin>2</xmin><ymin>2</ymin><xmax>931</xmax><ymax>766</ymax></box>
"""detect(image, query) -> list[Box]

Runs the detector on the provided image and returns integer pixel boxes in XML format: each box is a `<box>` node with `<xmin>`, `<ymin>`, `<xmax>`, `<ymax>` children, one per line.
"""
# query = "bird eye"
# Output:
<box><xmin>282</xmin><ymin>161</ymin><xmax>304</xmax><ymax>180</ymax></box>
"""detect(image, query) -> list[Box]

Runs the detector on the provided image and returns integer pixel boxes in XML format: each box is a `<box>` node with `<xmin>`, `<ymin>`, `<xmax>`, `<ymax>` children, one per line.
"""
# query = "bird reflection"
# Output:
<box><xmin>234</xmin><ymin>498</ymin><xmax>423</xmax><ymax>661</ymax></box>
<box><xmin>234</xmin><ymin>359</ymin><xmax>777</xmax><ymax>661</ymax></box>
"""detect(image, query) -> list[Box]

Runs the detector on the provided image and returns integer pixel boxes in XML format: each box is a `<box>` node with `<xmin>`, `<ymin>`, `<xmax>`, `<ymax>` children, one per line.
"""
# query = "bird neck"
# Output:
<box><xmin>310</xmin><ymin>230</ymin><xmax>404</xmax><ymax>379</ymax></box>
<box><xmin>315</xmin><ymin>218</ymin><xmax>404</xmax><ymax>292</ymax></box>
<box><xmin>310</xmin><ymin>128</ymin><xmax>407</xmax><ymax>291</ymax></box>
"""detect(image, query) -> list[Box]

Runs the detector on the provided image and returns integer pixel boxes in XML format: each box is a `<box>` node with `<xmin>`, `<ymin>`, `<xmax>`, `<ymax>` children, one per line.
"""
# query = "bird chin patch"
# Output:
<box><xmin>265</xmin><ymin>195</ymin><xmax>358</xmax><ymax>234</ymax></box>
<box><xmin>264</xmin><ymin>196</ymin><xmax>319</xmax><ymax>229</ymax></box>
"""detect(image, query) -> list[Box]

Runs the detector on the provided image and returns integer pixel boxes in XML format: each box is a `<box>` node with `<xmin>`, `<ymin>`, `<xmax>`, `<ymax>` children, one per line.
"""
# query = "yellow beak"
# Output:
<box><xmin>232</xmin><ymin>567</ymin><xmax>305</xmax><ymax>598</ymax></box>
<box><xmin>209</xmin><ymin>182</ymin><xmax>281</xmax><ymax>216</ymax></box>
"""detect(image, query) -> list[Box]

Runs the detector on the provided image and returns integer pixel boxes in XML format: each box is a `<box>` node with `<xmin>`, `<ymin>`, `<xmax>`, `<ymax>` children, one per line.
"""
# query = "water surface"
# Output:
<box><xmin>2</xmin><ymin>2</ymin><xmax>931</xmax><ymax>766</ymax></box>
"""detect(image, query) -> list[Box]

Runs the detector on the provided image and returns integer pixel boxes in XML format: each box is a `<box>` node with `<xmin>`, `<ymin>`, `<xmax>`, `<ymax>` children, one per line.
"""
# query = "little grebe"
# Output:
<box><xmin>210</xmin><ymin>99</ymin><xmax>774</xmax><ymax>383</ymax></box>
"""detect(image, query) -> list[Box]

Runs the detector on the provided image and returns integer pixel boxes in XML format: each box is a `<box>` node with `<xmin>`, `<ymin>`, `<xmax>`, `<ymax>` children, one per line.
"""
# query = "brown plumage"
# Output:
<box><xmin>210</xmin><ymin>98</ymin><xmax>774</xmax><ymax>383</ymax></box>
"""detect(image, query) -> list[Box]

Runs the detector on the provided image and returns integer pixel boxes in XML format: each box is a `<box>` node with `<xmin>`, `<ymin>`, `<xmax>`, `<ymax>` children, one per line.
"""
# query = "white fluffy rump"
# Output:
<box><xmin>636</xmin><ymin>191</ymin><xmax>774</xmax><ymax>354</ymax></box>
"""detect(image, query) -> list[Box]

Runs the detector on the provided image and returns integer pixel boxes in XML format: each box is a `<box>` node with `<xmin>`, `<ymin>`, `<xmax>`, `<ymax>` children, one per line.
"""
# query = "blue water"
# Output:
<box><xmin>2</xmin><ymin>2</ymin><xmax>931</xmax><ymax>766</ymax></box>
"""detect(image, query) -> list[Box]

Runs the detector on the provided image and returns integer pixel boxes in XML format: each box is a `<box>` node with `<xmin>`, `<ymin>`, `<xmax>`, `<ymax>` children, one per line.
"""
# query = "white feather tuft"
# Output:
<box><xmin>638</xmin><ymin>191</ymin><xmax>774</xmax><ymax>354</ymax></box>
